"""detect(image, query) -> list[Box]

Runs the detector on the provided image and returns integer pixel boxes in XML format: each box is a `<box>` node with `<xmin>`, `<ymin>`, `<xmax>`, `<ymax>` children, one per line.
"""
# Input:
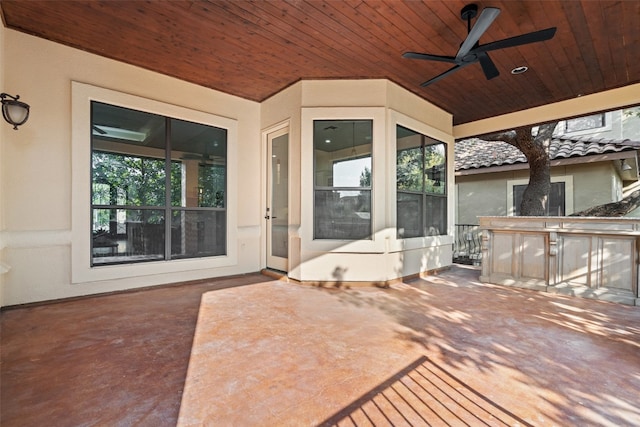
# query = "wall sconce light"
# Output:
<box><xmin>1</xmin><ymin>93</ymin><xmax>30</xmax><ymax>130</ymax></box>
<box><xmin>621</xmin><ymin>159</ymin><xmax>633</xmax><ymax>171</ymax></box>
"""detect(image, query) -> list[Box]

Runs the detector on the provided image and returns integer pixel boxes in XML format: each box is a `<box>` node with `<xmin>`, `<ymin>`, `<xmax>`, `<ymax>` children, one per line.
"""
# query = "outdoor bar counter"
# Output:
<box><xmin>479</xmin><ymin>216</ymin><xmax>640</xmax><ymax>306</ymax></box>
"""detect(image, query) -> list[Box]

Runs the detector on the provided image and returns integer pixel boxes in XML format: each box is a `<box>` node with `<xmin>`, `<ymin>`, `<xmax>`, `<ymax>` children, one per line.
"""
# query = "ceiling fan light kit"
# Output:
<box><xmin>403</xmin><ymin>3</ymin><xmax>556</xmax><ymax>87</ymax></box>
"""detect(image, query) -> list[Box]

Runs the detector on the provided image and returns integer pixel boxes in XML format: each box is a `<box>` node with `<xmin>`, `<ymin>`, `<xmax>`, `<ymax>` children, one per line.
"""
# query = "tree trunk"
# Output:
<box><xmin>570</xmin><ymin>190</ymin><xmax>640</xmax><ymax>217</ymax></box>
<box><xmin>516</xmin><ymin>127</ymin><xmax>550</xmax><ymax>216</ymax></box>
<box><xmin>475</xmin><ymin>121</ymin><xmax>639</xmax><ymax>218</ymax></box>
<box><xmin>481</xmin><ymin>123</ymin><xmax>557</xmax><ymax>216</ymax></box>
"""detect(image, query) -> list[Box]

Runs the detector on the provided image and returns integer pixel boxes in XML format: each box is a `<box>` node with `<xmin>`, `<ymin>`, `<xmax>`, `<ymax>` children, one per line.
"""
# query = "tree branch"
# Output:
<box><xmin>475</xmin><ymin>122</ymin><xmax>558</xmax><ymax>148</ymax></box>
<box><xmin>475</xmin><ymin>129</ymin><xmax>517</xmax><ymax>146</ymax></box>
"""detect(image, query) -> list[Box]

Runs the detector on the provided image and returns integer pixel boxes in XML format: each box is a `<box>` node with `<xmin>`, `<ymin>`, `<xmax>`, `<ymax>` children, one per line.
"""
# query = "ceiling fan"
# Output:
<box><xmin>403</xmin><ymin>4</ymin><xmax>556</xmax><ymax>87</ymax></box>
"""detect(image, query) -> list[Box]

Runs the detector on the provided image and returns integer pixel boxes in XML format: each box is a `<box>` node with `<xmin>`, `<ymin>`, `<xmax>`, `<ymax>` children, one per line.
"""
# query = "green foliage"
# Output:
<box><xmin>396</xmin><ymin>144</ymin><xmax>445</xmax><ymax>194</ymax></box>
<box><xmin>198</xmin><ymin>164</ymin><xmax>226</xmax><ymax>208</ymax></box>
<box><xmin>359</xmin><ymin>166</ymin><xmax>371</xmax><ymax>187</ymax></box>
<box><xmin>92</xmin><ymin>151</ymin><xmax>173</xmax><ymax>206</ymax></box>
<box><xmin>623</xmin><ymin>107</ymin><xmax>640</xmax><ymax>119</ymax></box>
<box><xmin>91</xmin><ymin>151</ymin><xmax>182</xmax><ymax>228</ymax></box>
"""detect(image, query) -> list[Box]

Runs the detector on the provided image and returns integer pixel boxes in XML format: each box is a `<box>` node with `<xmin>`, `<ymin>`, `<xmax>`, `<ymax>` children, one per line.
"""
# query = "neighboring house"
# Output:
<box><xmin>455</xmin><ymin>108</ymin><xmax>640</xmax><ymax>225</ymax></box>
<box><xmin>455</xmin><ymin>135</ymin><xmax>640</xmax><ymax>225</ymax></box>
<box><xmin>552</xmin><ymin>107</ymin><xmax>640</xmax><ymax>140</ymax></box>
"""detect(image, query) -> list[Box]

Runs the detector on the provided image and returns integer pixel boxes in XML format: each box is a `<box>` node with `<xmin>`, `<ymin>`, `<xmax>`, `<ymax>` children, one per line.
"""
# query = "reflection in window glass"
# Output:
<box><xmin>170</xmin><ymin>210</ymin><xmax>226</xmax><ymax>258</ymax></box>
<box><xmin>396</xmin><ymin>125</ymin><xmax>447</xmax><ymax>238</ymax></box>
<box><xmin>90</xmin><ymin>102</ymin><xmax>227</xmax><ymax>266</ymax></box>
<box><xmin>514</xmin><ymin>182</ymin><xmax>565</xmax><ymax>215</ymax></box>
<box><xmin>564</xmin><ymin>114</ymin><xmax>605</xmax><ymax>133</ymax></box>
<box><xmin>314</xmin><ymin>120</ymin><xmax>372</xmax><ymax>239</ymax></box>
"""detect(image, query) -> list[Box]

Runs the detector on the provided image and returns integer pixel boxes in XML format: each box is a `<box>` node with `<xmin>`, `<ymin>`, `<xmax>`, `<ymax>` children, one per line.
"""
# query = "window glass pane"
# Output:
<box><xmin>91</xmin><ymin>101</ymin><xmax>228</xmax><ymax>265</ymax></box>
<box><xmin>397</xmin><ymin>192</ymin><xmax>424</xmax><ymax>238</ymax></box>
<box><xmin>271</xmin><ymin>133</ymin><xmax>289</xmax><ymax>258</ymax></box>
<box><xmin>171</xmin><ymin>210</ymin><xmax>226</xmax><ymax>258</ymax></box>
<box><xmin>425</xmin><ymin>195</ymin><xmax>447</xmax><ymax>235</ymax></box>
<box><xmin>198</xmin><ymin>164</ymin><xmax>226</xmax><ymax>208</ymax></box>
<box><xmin>397</xmin><ymin>146</ymin><xmax>424</xmax><ymax>192</ymax></box>
<box><xmin>424</xmin><ymin>144</ymin><xmax>446</xmax><ymax>194</ymax></box>
<box><xmin>92</xmin><ymin>151</ymin><xmax>167</xmax><ymax>206</ymax></box>
<box><xmin>314</xmin><ymin>120</ymin><xmax>372</xmax><ymax>188</ymax></box>
<box><xmin>314</xmin><ymin>120</ymin><xmax>372</xmax><ymax>240</ymax></box>
<box><xmin>314</xmin><ymin>190</ymin><xmax>371</xmax><ymax>240</ymax></box>
<box><xmin>92</xmin><ymin>102</ymin><xmax>166</xmax><ymax>207</ymax></box>
<box><xmin>514</xmin><ymin>182</ymin><xmax>565</xmax><ymax>215</ymax></box>
<box><xmin>92</xmin><ymin>208</ymin><xmax>165</xmax><ymax>265</ymax></box>
<box><xmin>549</xmin><ymin>182</ymin><xmax>566</xmax><ymax>215</ymax></box>
<box><xmin>565</xmin><ymin>114</ymin><xmax>604</xmax><ymax>133</ymax></box>
<box><xmin>332</xmin><ymin>157</ymin><xmax>371</xmax><ymax>187</ymax></box>
<box><xmin>170</xmin><ymin>118</ymin><xmax>227</xmax><ymax>208</ymax></box>
<box><xmin>396</xmin><ymin>125</ymin><xmax>447</xmax><ymax>238</ymax></box>
<box><xmin>514</xmin><ymin>184</ymin><xmax>526</xmax><ymax>216</ymax></box>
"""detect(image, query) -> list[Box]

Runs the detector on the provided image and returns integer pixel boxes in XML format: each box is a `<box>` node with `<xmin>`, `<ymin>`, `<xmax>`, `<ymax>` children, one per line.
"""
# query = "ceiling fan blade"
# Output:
<box><xmin>456</xmin><ymin>7</ymin><xmax>501</xmax><ymax>60</ymax></box>
<box><xmin>478</xmin><ymin>52</ymin><xmax>499</xmax><ymax>80</ymax></box>
<box><xmin>402</xmin><ymin>52</ymin><xmax>457</xmax><ymax>64</ymax></box>
<box><xmin>475</xmin><ymin>27</ymin><xmax>557</xmax><ymax>54</ymax></box>
<box><xmin>420</xmin><ymin>62</ymin><xmax>472</xmax><ymax>87</ymax></box>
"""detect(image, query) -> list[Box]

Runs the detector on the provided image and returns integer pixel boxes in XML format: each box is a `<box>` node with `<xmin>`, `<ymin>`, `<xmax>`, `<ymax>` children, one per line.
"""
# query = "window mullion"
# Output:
<box><xmin>421</xmin><ymin>136</ymin><xmax>427</xmax><ymax>236</ymax></box>
<box><xmin>165</xmin><ymin>117</ymin><xmax>172</xmax><ymax>261</ymax></box>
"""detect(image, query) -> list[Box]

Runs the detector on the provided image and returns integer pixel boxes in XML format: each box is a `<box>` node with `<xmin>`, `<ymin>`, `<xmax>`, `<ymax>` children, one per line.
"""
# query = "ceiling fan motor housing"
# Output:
<box><xmin>461</xmin><ymin>4</ymin><xmax>478</xmax><ymax>21</ymax></box>
<box><xmin>402</xmin><ymin>3</ymin><xmax>557</xmax><ymax>87</ymax></box>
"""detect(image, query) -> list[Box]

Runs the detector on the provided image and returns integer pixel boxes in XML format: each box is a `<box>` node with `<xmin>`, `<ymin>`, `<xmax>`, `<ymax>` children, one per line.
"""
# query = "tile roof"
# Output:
<box><xmin>455</xmin><ymin>136</ymin><xmax>640</xmax><ymax>171</ymax></box>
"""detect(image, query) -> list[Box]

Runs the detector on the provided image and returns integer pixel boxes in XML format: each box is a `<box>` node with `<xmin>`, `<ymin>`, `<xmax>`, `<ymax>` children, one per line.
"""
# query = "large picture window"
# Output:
<box><xmin>91</xmin><ymin>102</ymin><xmax>227</xmax><ymax>265</ymax></box>
<box><xmin>396</xmin><ymin>125</ymin><xmax>447</xmax><ymax>238</ymax></box>
<box><xmin>313</xmin><ymin>120</ymin><xmax>372</xmax><ymax>240</ymax></box>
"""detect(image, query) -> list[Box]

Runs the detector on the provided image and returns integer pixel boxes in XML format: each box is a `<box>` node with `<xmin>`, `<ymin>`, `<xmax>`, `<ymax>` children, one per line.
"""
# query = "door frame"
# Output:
<box><xmin>262</xmin><ymin>120</ymin><xmax>290</xmax><ymax>272</ymax></box>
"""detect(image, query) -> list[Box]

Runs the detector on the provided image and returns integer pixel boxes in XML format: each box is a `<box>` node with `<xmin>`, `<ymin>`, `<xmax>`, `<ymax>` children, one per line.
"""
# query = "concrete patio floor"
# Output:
<box><xmin>2</xmin><ymin>265</ymin><xmax>639</xmax><ymax>426</ymax></box>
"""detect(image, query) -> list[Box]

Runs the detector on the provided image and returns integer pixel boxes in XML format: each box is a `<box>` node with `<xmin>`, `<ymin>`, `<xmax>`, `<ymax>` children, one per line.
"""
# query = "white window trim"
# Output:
<box><xmin>301</xmin><ymin>107</ymin><xmax>386</xmax><ymax>253</ymax></box>
<box><xmin>388</xmin><ymin>109</ymin><xmax>455</xmax><ymax>252</ymax></box>
<box><xmin>506</xmin><ymin>176</ymin><xmax>574</xmax><ymax>216</ymax></box>
<box><xmin>71</xmin><ymin>82</ymin><xmax>238</xmax><ymax>284</ymax></box>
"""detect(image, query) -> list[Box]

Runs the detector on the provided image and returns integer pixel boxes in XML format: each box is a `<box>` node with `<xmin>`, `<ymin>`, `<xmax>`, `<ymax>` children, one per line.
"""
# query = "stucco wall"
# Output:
<box><xmin>261</xmin><ymin>83</ymin><xmax>303</xmax><ymax>275</ymax></box>
<box><xmin>569</xmin><ymin>163</ymin><xmax>618</xmax><ymax>211</ymax></box>
<box><xmin>456</xmin><ymin>173</ymin><xmax>514</xmax><ymax>224</ymax></box>
<box><xmin>621</xmin><ymin>107</ymin><xmax>640</xmax><ymax>139</ymax></box>
<box><xmin>0</xmin><ymin>30</ymin><xmax>261</xmax><ymax>306</ymax></box>
<box><xmin>456</xmin><ymin>162</ymin><xmax>620</xmax><ymax>225</ymax></box>
<box><xmin>0</xmin><ymin>31</ymin><xmax>456</xmax><ymax>306</ymax></box>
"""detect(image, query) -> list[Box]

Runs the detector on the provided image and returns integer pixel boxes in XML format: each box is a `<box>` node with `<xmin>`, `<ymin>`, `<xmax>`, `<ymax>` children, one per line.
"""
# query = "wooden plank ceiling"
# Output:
<box><xmin>1</xmin><ymin>0</ymin><xmax>638</xmax><ymax>125</ymax></box>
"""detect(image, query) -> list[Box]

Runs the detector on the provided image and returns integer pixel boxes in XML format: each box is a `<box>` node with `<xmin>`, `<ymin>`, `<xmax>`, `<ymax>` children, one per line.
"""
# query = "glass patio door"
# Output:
<box><xmin>266</xmin><ymin>127</ymin><xmax>289</xmax><ymax>271</ymax></box>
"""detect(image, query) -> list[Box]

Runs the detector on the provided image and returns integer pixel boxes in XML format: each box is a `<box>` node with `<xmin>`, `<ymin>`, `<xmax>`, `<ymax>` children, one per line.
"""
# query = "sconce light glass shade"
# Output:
<box><xmin>621</xmin><ymin>159</ymin><xmax>633</xmax><ymax>171</ymax></box>
<box><xmin>1</xmin><ymin>93</ymin><xmax>30</xmax><ymax>130</ymax></box>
